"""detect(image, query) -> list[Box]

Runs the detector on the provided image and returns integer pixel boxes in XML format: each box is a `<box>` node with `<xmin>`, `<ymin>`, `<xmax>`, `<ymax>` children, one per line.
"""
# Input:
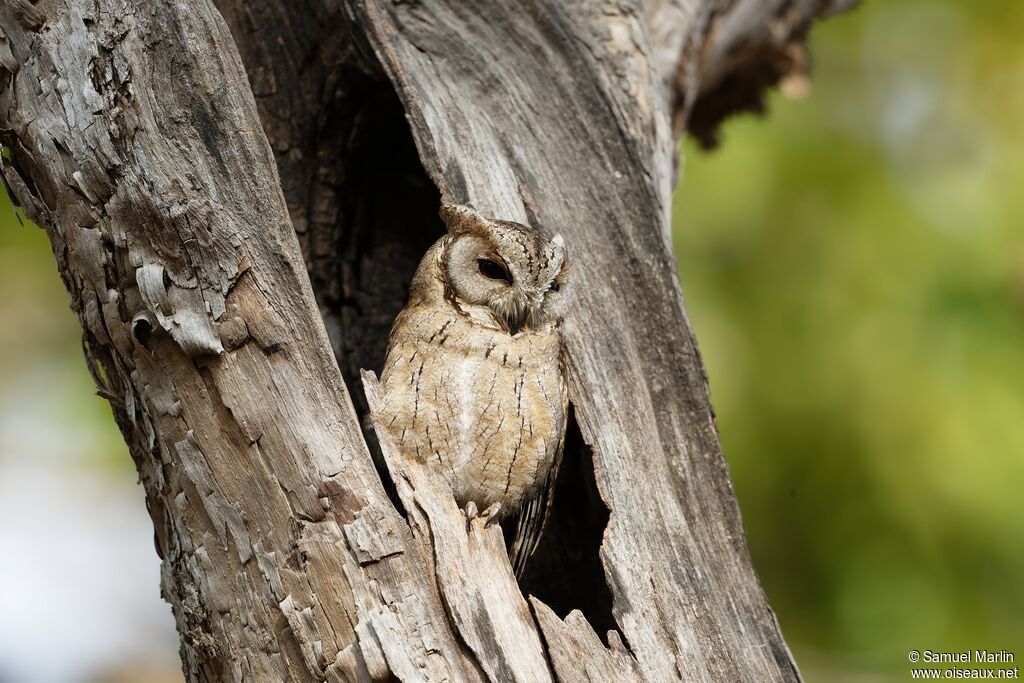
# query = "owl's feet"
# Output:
<box><xmin>464</xmin><ymin>501</ymin><xmax>502</xmax><ymax>532</ymax></box>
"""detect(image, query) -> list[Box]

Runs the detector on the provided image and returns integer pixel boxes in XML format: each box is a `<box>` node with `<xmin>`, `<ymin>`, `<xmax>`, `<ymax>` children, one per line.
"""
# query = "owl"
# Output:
<box><xmin>375</xmin><ymin>204</ymin><xmax>569</xmax><ymax>575</ymax></box>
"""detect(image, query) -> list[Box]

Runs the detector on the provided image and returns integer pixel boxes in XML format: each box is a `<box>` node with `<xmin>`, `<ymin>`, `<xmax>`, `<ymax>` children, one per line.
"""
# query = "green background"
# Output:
<box><xmin>675</xmin><ymin>0</ymin><xmax>1024</xmax><ymax>679</ymax></box>
<box><xmin>0</xmin><ymin>1</ymin><xmax>1020</xmax><ymax>680</ymax></box>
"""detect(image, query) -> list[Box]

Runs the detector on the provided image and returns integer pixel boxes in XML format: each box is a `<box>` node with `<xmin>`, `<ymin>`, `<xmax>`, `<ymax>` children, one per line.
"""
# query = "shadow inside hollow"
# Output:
<box><xmin>515</xmin><ymin>406</ymin><xmax>617</xmax><ymax>643</ymax></box>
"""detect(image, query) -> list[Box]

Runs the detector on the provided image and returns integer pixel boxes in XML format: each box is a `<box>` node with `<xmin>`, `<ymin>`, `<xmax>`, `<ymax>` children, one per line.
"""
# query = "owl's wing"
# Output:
<box><xmin>509</xmin><ymin>383</ymin><xmax>568</xmax><ymax>578</ymax></box>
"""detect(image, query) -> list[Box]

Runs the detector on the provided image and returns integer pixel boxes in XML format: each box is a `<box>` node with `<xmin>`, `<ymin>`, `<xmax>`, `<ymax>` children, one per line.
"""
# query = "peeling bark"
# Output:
<box><xmin>0</xmin><ymin>3</ymin><xmax>474</xmax><ymax>680</ymax></box>
<box><xmin>0</xmin><ymin>0</ymin><xmax>850</xmax><ymax>681</ymax></box>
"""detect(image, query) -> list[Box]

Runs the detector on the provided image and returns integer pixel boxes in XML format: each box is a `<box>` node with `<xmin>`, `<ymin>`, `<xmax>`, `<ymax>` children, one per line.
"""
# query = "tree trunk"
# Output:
<box><xmin>0</xmin><ymin>0</ymin><xmax>851</xmax><ymax>681</ymax></box>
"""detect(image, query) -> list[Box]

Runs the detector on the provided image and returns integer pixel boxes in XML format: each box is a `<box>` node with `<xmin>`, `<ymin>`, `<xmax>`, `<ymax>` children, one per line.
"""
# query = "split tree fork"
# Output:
<box><xmin>0</xmin><ymin>0</ymin><xmax>853</xmax><ymax>681</ymax></box>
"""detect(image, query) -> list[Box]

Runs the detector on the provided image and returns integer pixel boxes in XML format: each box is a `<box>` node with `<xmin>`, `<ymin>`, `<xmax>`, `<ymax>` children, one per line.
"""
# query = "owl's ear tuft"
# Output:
<box><xmin>440</xmin><ymin>203</ymin><xmax>492</xmax><ymax>236</ymax></box>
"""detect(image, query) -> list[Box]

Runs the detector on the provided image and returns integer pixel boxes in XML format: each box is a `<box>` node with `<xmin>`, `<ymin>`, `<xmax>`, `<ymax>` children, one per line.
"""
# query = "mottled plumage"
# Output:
<box><xmin>376</xmin><ymin>204</ymin><xmax>569</xmax><ymax>574</ymax></box>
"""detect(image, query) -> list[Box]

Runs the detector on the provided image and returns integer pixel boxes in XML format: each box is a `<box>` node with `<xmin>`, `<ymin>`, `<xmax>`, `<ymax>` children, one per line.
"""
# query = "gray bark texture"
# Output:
<box><xmin>0</xmin><ymin>0</ymin><xmax>852</xmax><ymax>681</ymax></box>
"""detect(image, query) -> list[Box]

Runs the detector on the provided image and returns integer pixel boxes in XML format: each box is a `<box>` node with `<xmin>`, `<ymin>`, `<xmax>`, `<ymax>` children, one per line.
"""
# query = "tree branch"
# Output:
<box><xmin>0</xmin><ymin>2</ymin><xmax>480</xmax><ymax>679</ymax></box>
<box><xmin>647</xmin><ymin>0</ymin><xmax>860</xmax><ymax>145</ymax></box>
<box><xmin>344</xmin><ymin>0</ymin><xmax>803</xmax><ymax>679</ymax></box>
<box><xmin>1</xmin><ymin>0</ymin><xmax>851</xmax><ymax>680</ymax></box>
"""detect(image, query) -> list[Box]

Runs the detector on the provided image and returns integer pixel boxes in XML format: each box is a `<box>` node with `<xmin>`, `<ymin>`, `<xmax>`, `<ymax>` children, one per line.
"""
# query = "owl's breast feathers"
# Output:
<box><xmin>377</xmin><ymin>302</ymin><xmax>566</xmax><ymax>516</ymax></box>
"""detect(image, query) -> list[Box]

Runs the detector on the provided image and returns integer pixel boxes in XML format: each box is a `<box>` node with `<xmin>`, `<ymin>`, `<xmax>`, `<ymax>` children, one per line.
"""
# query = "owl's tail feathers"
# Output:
<box><xmin>510</xmin><ymin>492</ymin><xmax>546</xmax><ymax>578</ymax></box>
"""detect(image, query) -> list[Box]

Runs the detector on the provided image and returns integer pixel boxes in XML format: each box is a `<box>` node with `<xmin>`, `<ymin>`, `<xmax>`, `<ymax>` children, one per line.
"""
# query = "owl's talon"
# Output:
<box><xmin>482</xmin><ymin>503</ymin><xmax>502</xmax><ymax>528</ymax></box>
<box><xmin>465</xmin><ymin>501</ymin><xmax>479</xmax><ymax>532</ymax></box>
<box><xmin>464</xmin><ymin>501</ymin><xmax>500</xmax><ymax>532</ymax></box>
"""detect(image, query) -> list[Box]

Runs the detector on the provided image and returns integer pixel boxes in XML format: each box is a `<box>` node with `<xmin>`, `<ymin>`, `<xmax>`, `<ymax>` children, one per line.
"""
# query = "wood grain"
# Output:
<box><xmin>0</xmin><ymin>0</ymin><xmax>850</xmax><ymax>680</ymax></box>
<box><xmin>0</xmin><ymin>2</ymin><xmax>479</xmax><ymax>680</ymax></box>
<box><xmin>349</xmin><ymin>0</ymin><xmax>804</xmax><ymax>679</ymax></box>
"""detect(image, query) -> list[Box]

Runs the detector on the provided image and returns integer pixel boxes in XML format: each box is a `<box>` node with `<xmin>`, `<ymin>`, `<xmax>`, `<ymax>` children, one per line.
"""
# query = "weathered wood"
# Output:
<box><xmin>213</xmin><ymin>0</ymin><xmax>444</xmax><ymax>404</ymax></box>
<box><xmin>655</xmin><ymin>0</ymin><xmax>860</xmax><ymax>146</ymax></box>
<box><xmin>0</xmin><ymin>0</ymin><xmax>850</xmax><ymax>680</ymax></box>
<box><xmin>347</xmin><ymin>1</ymin><xmax>807</xmax><ymax>680</ymax></box>
<box><xmin>0</xmin><ymin>2</ymin><xmax>484</xmax><ymax>680</ymax></box>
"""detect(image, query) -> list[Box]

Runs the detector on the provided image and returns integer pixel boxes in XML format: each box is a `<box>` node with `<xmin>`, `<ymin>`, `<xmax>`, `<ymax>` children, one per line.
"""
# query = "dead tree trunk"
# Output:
<box><xmin>0</xmin><ymin>0</ymin><xmax>851</xmax><ymax>680</ymax></box>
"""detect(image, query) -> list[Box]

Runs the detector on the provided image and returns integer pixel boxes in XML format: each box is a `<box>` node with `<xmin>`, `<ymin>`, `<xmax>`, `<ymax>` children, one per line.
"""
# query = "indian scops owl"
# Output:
<box><xmin>375</xmin><ymin>204</ymin><xmax>569</xmax><ymax>575</ymax></box>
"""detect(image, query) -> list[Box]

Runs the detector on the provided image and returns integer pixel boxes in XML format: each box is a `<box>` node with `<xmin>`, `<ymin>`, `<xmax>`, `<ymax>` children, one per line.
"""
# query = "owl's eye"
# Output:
<box><xmin>478</xmin><ymin>258</ymin><xmax>512</xmax><ymax>283</ymax></box>
<box><xmin>549</xmin><ymin>282</ymin><xmax>561</xmax><ymax>293</ymax></box>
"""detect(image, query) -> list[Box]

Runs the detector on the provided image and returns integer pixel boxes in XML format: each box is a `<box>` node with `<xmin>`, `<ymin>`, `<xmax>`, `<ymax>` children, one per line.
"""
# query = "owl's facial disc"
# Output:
<box><xmin>440</xmin><ymin>204</ymin><xmax>568</xmax><ymax>334</ymax></box>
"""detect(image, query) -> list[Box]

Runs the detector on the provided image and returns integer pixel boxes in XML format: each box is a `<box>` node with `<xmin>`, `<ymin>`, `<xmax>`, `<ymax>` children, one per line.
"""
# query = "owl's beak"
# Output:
<box><xmin>502</xmin><ymin>294</ymin><xmax>543</xmax><ymax>334</ymax></box>
<box><xmin>506</xmin><ymin>309</ymin><xmax>527</xmax><ymax>335</ymax></box>
<box><xmin>514</xmin><ymin>303</ymin><xmax>549</xmax><ymax>334</ymax></box>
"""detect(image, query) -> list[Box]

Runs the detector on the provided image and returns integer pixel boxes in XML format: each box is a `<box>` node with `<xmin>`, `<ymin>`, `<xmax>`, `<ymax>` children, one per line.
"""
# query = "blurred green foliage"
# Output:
<box><xmin>0</xmin><ymin>1</ymin><xmax>1020</xmax><ymax>681</ymax></box>
<box><xmin>0</xmin><ymin>192</ymin><xmax>127</xmax><ymax>474</ymax></box>
<box><xmin>674</xmin><ymin>0</ymin><xmax>1024</xmax><ymax>679</ymax></box>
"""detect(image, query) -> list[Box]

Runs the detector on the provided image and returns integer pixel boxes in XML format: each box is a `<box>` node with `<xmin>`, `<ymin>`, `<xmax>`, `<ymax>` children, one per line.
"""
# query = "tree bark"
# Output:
<box><xmin>0</xmin><ymin>0</ymin><xmax>850</xmax><ymax>681</ymax></box>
